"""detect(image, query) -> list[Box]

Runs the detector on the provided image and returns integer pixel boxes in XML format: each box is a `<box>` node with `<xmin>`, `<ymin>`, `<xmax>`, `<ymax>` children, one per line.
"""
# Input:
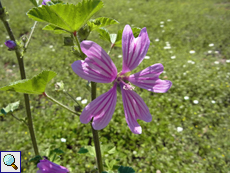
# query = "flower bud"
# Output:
<box><xmin>5</xmin><ymin>40</ymin><xmax>16</xmax><ymax>49</ymax></box>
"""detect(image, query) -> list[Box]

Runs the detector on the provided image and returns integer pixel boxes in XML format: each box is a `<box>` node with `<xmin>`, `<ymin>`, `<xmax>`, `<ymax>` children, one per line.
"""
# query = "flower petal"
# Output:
<box><xmin>120</xmin><ymin>83</ymin><xmax>152</xmax><ymax>134</ymax></box>
<box><xmin>121</xmin><ymin>25</ymin><xmax>150</xmax><ymax>74</ymax></box>
<box><xmin>72</xmin><ymin>41</ymin><xmax>117</xmax><ymax>83</ymax></box>
<box><xmin>80</xmin><ymin>84</ymin><xmax>117</xmax><ymax>130</ymax></box>
<box><xmin>128</xmin><ymin>63</ymin><xmax>172</xmax><ymax>93</ymax></box>
<box><xmin>37</xmin><ymin>159</ymin><xmax>69</xmax><ymax>173</ymax></box>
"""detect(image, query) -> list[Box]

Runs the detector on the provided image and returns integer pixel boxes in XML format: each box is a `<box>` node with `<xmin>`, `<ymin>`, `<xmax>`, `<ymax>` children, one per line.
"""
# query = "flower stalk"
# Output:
<box><xmin>73</xmin><ymin>31</ymin><xmax>85</xmax><ymax>59</ymax></box>
<box><xmin>0</xmin><ymin>2</ymin><xmax>39</xmax><ymax>156</ymax></box>
<box><xmin>44</xmin><ymin>92</ymin><xmax>80</xmax><ymax>116</ymax></box>
<box><xmin>91</xmin><ymin>82</ymin><xmax>104</xmax><ymax>173</ymax></box>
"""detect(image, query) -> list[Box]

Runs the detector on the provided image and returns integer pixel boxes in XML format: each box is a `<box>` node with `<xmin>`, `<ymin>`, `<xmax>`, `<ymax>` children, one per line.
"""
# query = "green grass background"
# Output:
<box><xmin>0</xmin><ymin>0</ymin><xmax>230</xmax><ymax>172</ymax></box>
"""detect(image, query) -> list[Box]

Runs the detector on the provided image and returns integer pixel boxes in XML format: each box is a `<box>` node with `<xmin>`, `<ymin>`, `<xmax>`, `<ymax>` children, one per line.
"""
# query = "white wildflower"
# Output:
<box><xmin>177</xmin><ymin>127</ymin><xmax>183</xmax><ymax>132</ymax></box>
<box><xmin>209</xmin><ymin>43</ymin><xmax>214</xmax><ymax>47</ymax></box>
<box><xmin>164</xmin><ymin>46</ymin><xmax>171</xmax><ymax>49</ymax></box>
<box><xmin>171</xmin><ymin>56</ymin><xmax>176</xmax><ymax>59</ymax></box>
<box><xmin>184</xmin><ymin>96</ymin><xmax>189</xmax><ymax>100</ymax></box>
<box><xmin>61</xmin><ymin>138</ymin><xmax>66</xmax><ymax>142</ymax></box>
<box><xmin>76</xmin><ymin>97</ymin><xmax>82</xmax><ymax>101</ymax></box>
<box><xmin>193</xmin><ymin>100</ymin><xmax>199</xmax><ymax>104</ymax></box>
<box><xmin>144</xmin><ymin>56</ymin><xmax>150</xmax><ymax>59</ymax></box>
<box><xmin>81</xmin><ymin>99</ymin><xmax>88</xmax><ymax>104</ymax></box>
<box><xmin>189</xmin><ymin>50</ymin><xmax>195</xmax><ymax>54</ymax></box>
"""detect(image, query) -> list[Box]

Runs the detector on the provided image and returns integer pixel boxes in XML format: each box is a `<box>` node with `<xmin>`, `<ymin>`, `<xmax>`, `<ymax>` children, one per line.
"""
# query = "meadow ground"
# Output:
<box><xmin>0</xmin><ymin>0</ymin><xmax>230</xmax><ymax>172</ymax></box>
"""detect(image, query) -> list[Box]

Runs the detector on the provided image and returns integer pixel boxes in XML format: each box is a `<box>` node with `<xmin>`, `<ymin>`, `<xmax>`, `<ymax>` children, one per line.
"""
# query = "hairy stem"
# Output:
<box><xmin>44</xmin><ymin>92</ymin><xmax>80</xmax><ymax>116</ymax></box>
<box><xmin>73</xmin><ymin>32</ymin><xmax>85</xmax><ymax>59</ymax></box>
<box><xmin>0</xmin><ymin>3</ymin><xmax>39</xmax><ymax>156</ymax></box>
<box><xmin>91</xmin><ymin>82</ymin><xmax>103</xmax><ymax>173</ymax></box>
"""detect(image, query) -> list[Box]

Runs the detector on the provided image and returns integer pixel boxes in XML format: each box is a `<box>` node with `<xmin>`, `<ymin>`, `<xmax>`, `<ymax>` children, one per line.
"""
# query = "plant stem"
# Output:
<box><xmin>11</xmin><ymin>113</ymin><xmax>28</xmax><ymax>126</ymax></box>
<box><xmin>0</xmin><ymin>4</ymin><xmax>39</xmax><ymax>156</ymax></box>
<box><xmin>45</xmin><ymin>92</ymin><xmax>80</xmax><ymax>116</ymax></box>
<box><xmin>63</xmin><ymin>90</ymin><xmax>81</xmax><ymax>107</ymax></box>
<box><xmin>91</xmin><ymin>82</ymin><xmax>103</xmax><ymax>173</ymax></box>
<box><xmin>24</xmin><ymin>21</ymin><xmax>37</xmax><ymax>50</ymax></box>
<box><xmin>73</xmin><ymin>32</ymin><xmax>85</xmax><ymax>59</ymax></box>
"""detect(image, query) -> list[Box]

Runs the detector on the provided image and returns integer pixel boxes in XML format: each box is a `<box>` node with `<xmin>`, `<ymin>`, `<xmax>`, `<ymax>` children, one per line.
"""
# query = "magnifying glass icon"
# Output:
<box><xmin>3</xmin><ymin>154</ymin><xmax>18</xmax><ymax>170</ymax></box>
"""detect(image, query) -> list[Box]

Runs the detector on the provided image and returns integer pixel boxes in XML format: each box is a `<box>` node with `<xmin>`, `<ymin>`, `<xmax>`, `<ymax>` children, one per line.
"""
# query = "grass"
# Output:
<box><xmin>0</xmin><ymin>0</ymin><xmax>230</xmax><ymax>172</ymax></box>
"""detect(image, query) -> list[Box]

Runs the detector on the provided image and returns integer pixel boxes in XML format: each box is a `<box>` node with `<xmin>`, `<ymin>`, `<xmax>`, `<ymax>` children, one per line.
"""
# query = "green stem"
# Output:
<box><xmin>11</xmin><ymin>113</ymin><xmax>28</xmax><ymax>126</ymax></box>
<box><xmin>0</xmin><ymin>4</ymin><xmax>39</xmax><ymax>156</ymax></box>
<box><xmin>73</xmin><ymin>32</ymin><xmax>85</xmax><ymax>59</ymax></box>
<box><xmin>91</xmin><ymin>82</ymin><xmax>103</xmax><ymax>173</ymax></box>
<box><xmin>107</xmin><ymin>43</ymin><xmax>114</xmax><ymax>55</ymax></box>
<box><xmin>24</xmin><ymin>21</ymin><xmax>37</xmax><ymax>50</ymax></box>
<box><xmin>45</xmin><ymin>92</ymin><xmax>80</xmax><ymax>116</ymax></box>
<box><xmin>63</xmin><ymin>90</ymin><xmax>81</xmax><ymax>107</ymax></box>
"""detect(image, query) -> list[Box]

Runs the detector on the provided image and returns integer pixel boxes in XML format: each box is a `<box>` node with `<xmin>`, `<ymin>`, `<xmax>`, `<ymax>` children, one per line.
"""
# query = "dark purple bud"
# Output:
<box><xmin>42</xmin><ymin>0</ymin><xmax>51</xmax><ymax>5</ymax></box>
<box><xmin>5</xmin><ymin>40</ymin><xmax>16</xmax><ymax>49</ymax></box>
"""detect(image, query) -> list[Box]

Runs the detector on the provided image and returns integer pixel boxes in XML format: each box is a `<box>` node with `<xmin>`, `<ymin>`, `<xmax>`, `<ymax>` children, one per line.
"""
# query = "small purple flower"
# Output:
<box><xmin>72</xmin><ymin>25</ymin><xmax>172</xmax><ymax>134</ymax></box>
<box><xmin>42</xmin><ymin>0</ymin><xmax>51</xmax><ymax>5</ymax></box>
<box><xmin>37</xmin><ymin>159</ymin><xmax>69</xmax><ymax>173</ymax></box>
<box><xmin>5</xmin><ymin>40</ymin><xmax>16</xmax><ymax>49</ymax></box>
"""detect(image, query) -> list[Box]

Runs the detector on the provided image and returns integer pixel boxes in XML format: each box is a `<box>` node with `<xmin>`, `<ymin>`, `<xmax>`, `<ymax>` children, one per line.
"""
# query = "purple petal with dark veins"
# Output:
<box><xmin>121</xmin><ymin>25</ymin><xmax>150</xmax><ymax>74</ymax></box>
<box><xmin>128</xmin><ymin>63</ymin><xmax>172</xmax><ymax>93</ymax></box>
<box><xmin>71</xmin><ymin>41</ymin><xmax>117</xmax><ymax>83</ymax></box>
<box><xmin>120</xmin><ymin>83</ymin><xmax>152</xmax><ymax>134</ymax></box>
<box><xmin>80</xmin><ymin>84</ymin><xmax>117</xmax><ymax>130</ymax></box>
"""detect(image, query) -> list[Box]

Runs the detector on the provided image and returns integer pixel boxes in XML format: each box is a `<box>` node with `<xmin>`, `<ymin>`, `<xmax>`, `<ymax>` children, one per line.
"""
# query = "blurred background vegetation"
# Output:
<box><xmin>0</xmin><ymin>0</ymin><xmax>230</xmax><ymax>172</ymax></box>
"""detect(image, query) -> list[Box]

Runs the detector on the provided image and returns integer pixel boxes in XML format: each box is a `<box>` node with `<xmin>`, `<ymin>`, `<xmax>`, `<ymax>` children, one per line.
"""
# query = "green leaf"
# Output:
<box><xmin>0</xmin><ymin>71</ymin><xmax>57</xmax><ymax>94</ymax></box>
<box><xmin>108</xmin><ymin>146</ymin><xmax>116</xmax><ymax>154</ymax></box>
<box><xmin>101</xmin><ymin>145</ymin><xmax>116</xmax><ymax>155</ymax></box>
<box><xmin>29</xmin><ymin>0</ymin><xmax>38</xmax><ymax>7</ymax></box>
<box><xmin>43</xmin><ymin>24</ymin><xmax>68</xmax><ymax>34</ymax></box>
<box><xmin>1</xmin><ymin>101</ymin><xmax>20</xmax><ymax>115</ymax></box>
<box><xmin>27</xmin><ymin>0</ymin><xmax>104</xmax><ymax>32</ymax></box>
<box><xmin>78</xmin><ymin>147</ymin><xmax>89</xmax><ymax>154</ymax></box>
<box><xmin>29</xmin><ymin>155</ymin><xmax>42</xmax><ymax>165</ymax></box>
<box><xmin>97</xmin><ymin>28</ymin><xmax>111</xmax><ymax>43</ymax></box>
<box><xmin>51</xmin><ymin>148</ymin><xmax>64</xmax><ymax>154</ymax></box>
<box><xmin>88</xmin><ymin>17</ymin><xmax>119</xmax><ymax>31</ymax></box>
<box><xmin>105</xmin><ymin>159</ymin><xmax>117</xmax><ymax>171</ymax></box>
<box><xmin>118</xmin><ymin>166</ymin><xmax>135</xmax><ymax>173</ymax></box>
<box><xmin>85</xmin><ymin>146</ymin><xmax>96</xmax><ymax>157</ymax></box>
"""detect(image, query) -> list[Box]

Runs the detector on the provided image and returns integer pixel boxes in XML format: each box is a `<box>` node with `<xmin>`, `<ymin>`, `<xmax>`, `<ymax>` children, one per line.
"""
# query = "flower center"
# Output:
<box><xmin>114</xmin><ymin>73</ymin><xmax>135</xmax><ymax>91</ymax></box>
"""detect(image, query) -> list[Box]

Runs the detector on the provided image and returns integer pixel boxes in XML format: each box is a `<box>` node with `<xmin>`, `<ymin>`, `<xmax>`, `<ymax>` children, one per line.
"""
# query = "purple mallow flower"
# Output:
<box><xmin>37</xmin><ymin>159</ymin><xmax>69</xmax><ymax>173</ymax></box>
<box><xmin>5</xmin><ymin>40</ymin><xmax>16</xmax><ymax>49</ymax></box>
<box><xmin>72</xmin><ymin>25</ymin><xmax>172</xmax><ymax>134</ymax></box>
<box><xmin>42</xmin><ymin>0</ymin><xmax>51</xmax><ymax>5</ymax></box>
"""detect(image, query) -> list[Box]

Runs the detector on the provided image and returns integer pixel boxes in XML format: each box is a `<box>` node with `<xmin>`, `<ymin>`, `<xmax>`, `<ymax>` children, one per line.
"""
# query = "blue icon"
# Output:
<box><xmin>3</xmin><ymin>154</ymin><xmax>18</xmax><ymax>170</ymax></box>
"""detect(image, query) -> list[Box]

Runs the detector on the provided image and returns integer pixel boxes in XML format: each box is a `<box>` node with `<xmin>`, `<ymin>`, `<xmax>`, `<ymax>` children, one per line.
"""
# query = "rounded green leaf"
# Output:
<box><xmin>27</xmin><ymin>0</ymin><xmax>104</xmax><ymax>32</ymax></box>
<box><xmin>0</xmin><ymin>71</ymin><xmax>57</xmax><ymax>94</ymax></box>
